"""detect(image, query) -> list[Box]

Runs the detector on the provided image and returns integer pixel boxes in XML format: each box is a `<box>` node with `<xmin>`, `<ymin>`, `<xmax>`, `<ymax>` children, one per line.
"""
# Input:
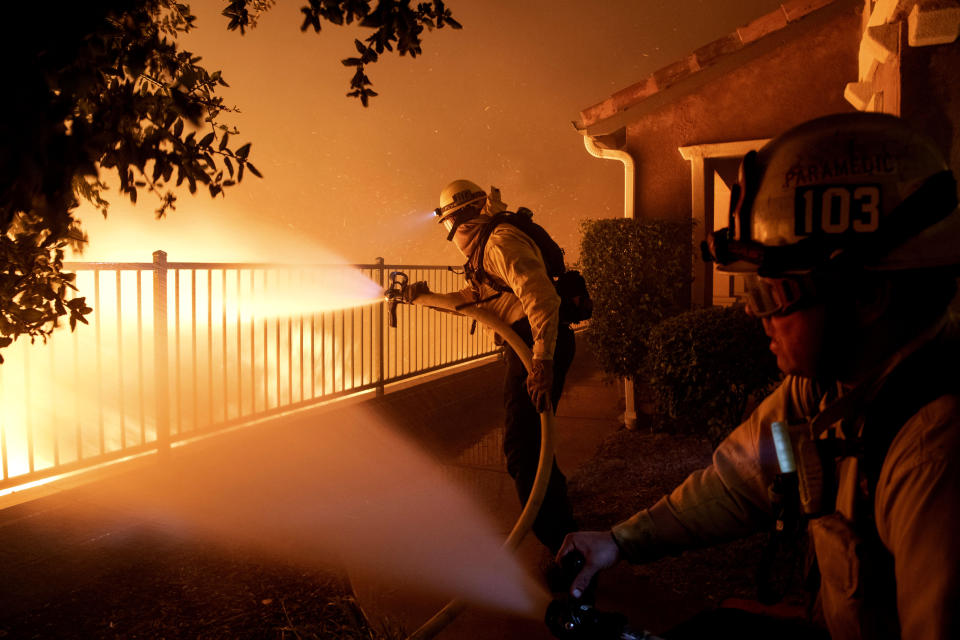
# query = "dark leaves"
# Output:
<box><xmin>0</xmin><ymin>227</ymin><xmax>93</xmax><ymax>353</ymax></box>
<box><xmin>300</xmin><ymin>6</ymin><xmax>323</xmax><ymax>32</ymax></box>
<box><xmin>0</xmin><ymin>0</ymin><xmax>459</xmax><ymax>361</ymax></box>
<box><xmin>305</xmin><ymin>1</ymin><xmax>461</xmax><ymax>106</ymax></box>
<box><xmin>222</xmin><ymin>0</ymin><xmax>276</xmax><ymax>34</ymax></box>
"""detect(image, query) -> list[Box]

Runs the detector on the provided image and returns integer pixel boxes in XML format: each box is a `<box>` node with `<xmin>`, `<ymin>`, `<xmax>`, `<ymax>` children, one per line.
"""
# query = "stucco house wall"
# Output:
<box><xmin>576</xmin><ymin>0</ymin><xmax>959</xmax><ymax>309</ymax></box>
<box><xmin>579</xmin><ymin>2</ymin><xmax>862</xmax><ymax>226</ymax></box>
<box><xmin>900</xmin><ymin>32</ymin><xmax>960</xmax><ymax>173</ymax></box>
<box><xmin>624</xmin><ymin>7</ymin><xmax>861</xmax><ymax>223</ymax></box>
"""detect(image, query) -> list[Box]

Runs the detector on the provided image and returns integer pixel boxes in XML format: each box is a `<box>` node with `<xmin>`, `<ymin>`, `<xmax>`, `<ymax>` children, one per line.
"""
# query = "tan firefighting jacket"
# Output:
<box><xmin>447</xmin><ymin>222</ymin><xmax>561</xmax><ymax>360</ymax></box>
<box><xmin>611</xmin><ymin>315</ymin><xmax>960</xmax><ymax>640</ymax></box>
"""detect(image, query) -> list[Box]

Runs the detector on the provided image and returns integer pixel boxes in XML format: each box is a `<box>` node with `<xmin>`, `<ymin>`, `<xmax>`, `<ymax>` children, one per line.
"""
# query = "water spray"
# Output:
<box><xmin>384</xmin><ymin>271</ymin><xmax>558</xmax><ymax>639</ymax></box>
<box><xmin>385</xmin><ymin>273</ymin><xmax>663</xmax><ymax>639</ymax></box>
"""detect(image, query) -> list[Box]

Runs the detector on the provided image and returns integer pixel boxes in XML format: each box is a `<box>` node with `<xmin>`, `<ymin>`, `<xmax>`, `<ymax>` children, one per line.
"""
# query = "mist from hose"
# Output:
<box><xmin>81</xmin><ymin>402</ymin><xmax>549</xmax><ymax>617</ymax></box>
<box><xmin>3</xmin><ymin>217</ymin><xmax>547</xmax><ymax>618</ymax></box>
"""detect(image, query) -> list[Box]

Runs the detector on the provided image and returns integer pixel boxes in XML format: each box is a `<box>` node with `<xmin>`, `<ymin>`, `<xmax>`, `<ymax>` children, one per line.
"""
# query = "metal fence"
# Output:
<box><xmin>0</xmin><ymin>253</ymin><xmax>498</xmax><ymax>492</ymax></box>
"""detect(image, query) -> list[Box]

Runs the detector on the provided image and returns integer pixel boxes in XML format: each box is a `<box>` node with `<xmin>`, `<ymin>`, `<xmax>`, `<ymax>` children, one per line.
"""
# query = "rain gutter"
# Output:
<box><xmin>581</xmin><ymin>128</ymin><xmax>639</xmax><ymax>430</ymax></box>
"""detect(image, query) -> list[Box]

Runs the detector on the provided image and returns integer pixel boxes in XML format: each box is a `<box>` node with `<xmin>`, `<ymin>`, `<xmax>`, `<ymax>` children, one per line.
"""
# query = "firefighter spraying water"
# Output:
<box><xmin>384</xmin><ymin>268</ymin><xmax>562</xmax><ymax>639</ymax></box>
<box><xmin>393</xmin><ymin>180</ymin><xmax>592</xmax><ymax>557</ymax></box>
<box><xmin>383</xmin><ymin>180</ymin><xmax>597</xmax><ymax>639</ymax></box>
<box><xmin>385</xmin><ymin>273</ymin><xmax>653</xmax><ymax>640</ymax></box>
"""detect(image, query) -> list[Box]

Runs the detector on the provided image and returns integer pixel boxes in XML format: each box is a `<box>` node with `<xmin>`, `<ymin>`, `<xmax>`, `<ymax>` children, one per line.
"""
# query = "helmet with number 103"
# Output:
<box><xmin>706</xmin><ymin>112</ymin><xmax>960</xmax><ymax>276</ymax></box>
<box><xmin>703</xmin><ymin>113</ymin><xmax>960</xmax><ymax>317</ymax></box>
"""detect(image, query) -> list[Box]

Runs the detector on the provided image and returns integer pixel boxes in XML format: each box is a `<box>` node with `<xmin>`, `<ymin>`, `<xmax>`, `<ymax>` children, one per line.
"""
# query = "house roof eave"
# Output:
<box><xmin>574</xmin><ymin>0</ymin><xmax>857</xmax><ymax>138</ymax></box>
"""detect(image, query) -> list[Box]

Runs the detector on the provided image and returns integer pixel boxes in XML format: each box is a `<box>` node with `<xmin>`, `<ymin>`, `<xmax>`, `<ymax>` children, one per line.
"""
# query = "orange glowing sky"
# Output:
<box><xmin>75</xmin><ymin>0</ymin><xmax>785</xmax><ymax>266</ymax></box>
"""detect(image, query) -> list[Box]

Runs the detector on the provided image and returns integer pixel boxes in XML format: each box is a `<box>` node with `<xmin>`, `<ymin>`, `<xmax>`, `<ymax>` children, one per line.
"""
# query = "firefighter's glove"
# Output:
<box><xmin>403</xmin><ymin>281</ymin><xmax>431</xmax><ymax>304</ymax></box>
<box><xmin>527</xmin><ymin>358</ymin><xmax>554</xmax><ymax>413</ymax></box>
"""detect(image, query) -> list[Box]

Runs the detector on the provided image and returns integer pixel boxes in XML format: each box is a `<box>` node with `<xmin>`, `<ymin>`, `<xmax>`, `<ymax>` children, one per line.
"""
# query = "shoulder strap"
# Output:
<box><xmin>466</xmin><ymin>212</ymin><xmax>517</xmax><ymax>293</ymax></box>
<box><xmin>465</xmin><ymin>209</ymin><xmax>570</xmax><ymax>300</ymax></box>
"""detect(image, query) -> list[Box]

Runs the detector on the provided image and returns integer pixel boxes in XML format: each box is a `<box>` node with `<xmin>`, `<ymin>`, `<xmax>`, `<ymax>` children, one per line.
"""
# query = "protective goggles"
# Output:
<box><xmin>743</xmin><ymin>274</ymin><xmax>819</xmax><ymax>318</ymax></box>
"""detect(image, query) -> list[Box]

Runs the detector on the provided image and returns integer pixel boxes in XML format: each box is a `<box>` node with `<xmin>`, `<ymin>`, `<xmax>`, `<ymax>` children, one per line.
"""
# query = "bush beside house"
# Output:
<box><xmin>579</xmin><ymin>218</ymin><xmax>691</xmax><ymax>379</ymax></box>
<box><xmin>644</xmin><ymin>305</ymin><xmax>781</xmax><ymax>444</ymax></box>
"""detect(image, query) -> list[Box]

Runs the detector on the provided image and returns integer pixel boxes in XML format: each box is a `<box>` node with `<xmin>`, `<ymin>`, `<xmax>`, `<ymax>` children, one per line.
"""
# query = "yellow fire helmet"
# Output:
<box><xmin>435</xmin><ymin>179</ymin><xmax>486</xmax><ymax>240</ymax></box>
<box><xmin>704</xmin><ymin>112</ymin><xmax>960</xmax><ymax>276</ymax></box>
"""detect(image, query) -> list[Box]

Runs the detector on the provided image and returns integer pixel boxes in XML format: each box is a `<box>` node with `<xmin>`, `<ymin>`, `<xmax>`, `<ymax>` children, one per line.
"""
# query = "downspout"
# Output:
<box><xmin>582</xmin><ymin>133</ymin><xmax>638</xmax><ymax>430</ymax></box>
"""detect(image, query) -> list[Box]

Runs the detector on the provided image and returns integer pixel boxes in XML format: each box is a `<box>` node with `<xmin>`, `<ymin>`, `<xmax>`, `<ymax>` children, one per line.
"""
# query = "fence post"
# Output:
<box><xmin>375</xmin><ymin>257</ymin><xmax>385</xmax><ymax>397</ymax></box>
<box><xmin>153</xmin><ymin>250</ymin><xmax>170</xmax><ymax>458</ymax></box>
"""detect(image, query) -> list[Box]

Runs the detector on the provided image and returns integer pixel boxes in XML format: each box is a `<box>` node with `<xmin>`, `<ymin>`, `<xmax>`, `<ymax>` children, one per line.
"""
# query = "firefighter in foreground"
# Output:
<box><xmin>404</xmin><ymin>181</ymin><xmax>580</xmax><ymax>555</ymax></box>
<box><xmin>559</xmin><ymin>113</ymin><xmax>960</xmax><ymax>639</ymax></box>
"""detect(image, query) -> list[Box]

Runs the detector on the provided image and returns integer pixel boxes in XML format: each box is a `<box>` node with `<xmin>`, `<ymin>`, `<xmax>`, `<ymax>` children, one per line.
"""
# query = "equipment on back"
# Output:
<box><xmin>703</xmin><ymin>112</ymin><xmax>960</xmax><ymax>277</ymax></box>
<box><xmin>465</xmin><ymin>208</ymin><xmax>593</xmax><ymax>323</ymax></box>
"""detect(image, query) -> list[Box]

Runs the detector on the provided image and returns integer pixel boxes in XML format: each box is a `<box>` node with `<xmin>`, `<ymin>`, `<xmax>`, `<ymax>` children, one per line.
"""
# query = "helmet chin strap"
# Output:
<box><xmin>443</xmin><ymin>207</ymin><xmax>483</xmax><ymax>242</ymax></box>
<box><xmin>445</xmin><ymin>216</ymin><xmax>464</xmax><ymax>241</ymax></box>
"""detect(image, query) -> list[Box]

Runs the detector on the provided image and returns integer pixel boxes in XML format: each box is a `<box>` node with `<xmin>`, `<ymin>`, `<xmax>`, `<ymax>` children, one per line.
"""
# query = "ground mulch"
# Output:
<box><xmin>0</xmin><ymin>532</ymin><xmax>399</xmax><ymax>640</ymax></box>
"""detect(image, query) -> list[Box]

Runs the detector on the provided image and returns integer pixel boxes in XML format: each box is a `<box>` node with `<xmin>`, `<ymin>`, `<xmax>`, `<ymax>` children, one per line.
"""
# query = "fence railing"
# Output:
<box><xmin>0</xmin><ymin>253</ymin><xmax>499</xmax><ymax>492</ymax></box>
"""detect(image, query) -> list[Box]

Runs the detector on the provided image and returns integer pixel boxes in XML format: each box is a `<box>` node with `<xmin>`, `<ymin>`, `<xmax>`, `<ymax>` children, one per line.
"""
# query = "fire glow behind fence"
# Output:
<box><xmin>0</xmin><ymin>258</ymin><xmax>497</xmax><ymax>493</ymax></box>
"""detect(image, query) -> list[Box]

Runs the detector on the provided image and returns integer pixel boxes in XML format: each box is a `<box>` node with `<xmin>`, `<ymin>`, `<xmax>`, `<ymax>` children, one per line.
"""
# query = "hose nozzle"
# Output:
<box><xmin>545</xmin><ymin>598</ymin><xmax>634</xmax><ymax>639</ymax></box>
<box><xmin>545</xmin><ymin>564</ymin><xmax>662</xmax><ymax>640</ymax></box>
<box><xmin>383</xmin><ymin>271</ymin><xmax>409</xmax><ymax>328</ymax></box>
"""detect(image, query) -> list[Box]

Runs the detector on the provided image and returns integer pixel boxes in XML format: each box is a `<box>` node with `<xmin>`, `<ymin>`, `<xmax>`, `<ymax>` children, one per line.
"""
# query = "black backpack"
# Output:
<box><xmin>463</xmin><ymin>208</ymin><xmax>593</xmax><ymax>324</ymax></box>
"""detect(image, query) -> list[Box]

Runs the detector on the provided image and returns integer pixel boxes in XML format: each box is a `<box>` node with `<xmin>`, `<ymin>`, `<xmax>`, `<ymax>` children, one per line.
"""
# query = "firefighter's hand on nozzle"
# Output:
<box><xmin>403</xmin><ymin>280</ymin><xmax>430</xmax><ymax>304</ymax></box>
<box><xmin>527</xmin><ymin>358</ymin><xmax>554</xmax><ymax>413</ymax></box>
<box><xmin>385</xmin><ymin>280</ymin><xmax>430</xmax><ymax>304</ymax></box>
<box><xmin>557</xmin><ymin>531</ymin><xmax>622</xmax><ymax>599</ymax></box>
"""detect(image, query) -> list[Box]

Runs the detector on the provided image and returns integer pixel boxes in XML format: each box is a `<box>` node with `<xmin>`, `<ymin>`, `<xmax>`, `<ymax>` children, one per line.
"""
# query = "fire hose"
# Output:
<box><xmin>385</xmin><ymin>273</ymin><xmax>658</xmax><ymax>640</ymax></box>
<box><xmin>384</xmin><ymin>273</ymin><xmax>557</xmax><ymax>640</ymax></box>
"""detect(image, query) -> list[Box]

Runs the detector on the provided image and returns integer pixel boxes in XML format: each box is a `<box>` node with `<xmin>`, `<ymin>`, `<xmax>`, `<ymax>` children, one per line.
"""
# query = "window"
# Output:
<box><xmin>679</xmin><ymin>139</ymin><xmax>769</xmax><ymax>308</ymax></box>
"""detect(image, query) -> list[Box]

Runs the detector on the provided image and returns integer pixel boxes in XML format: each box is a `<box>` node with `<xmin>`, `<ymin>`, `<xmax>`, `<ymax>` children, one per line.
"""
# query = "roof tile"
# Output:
<box><xmin>737</xmin><ymin>7</ymin><xmax>790</xmax><ymax>43</ymax></box>
<box><xmin>610</xmin><ymin>74</ymin><xmax>659</xmax><ymax>106</ymax></box>
<box><xmin>577</xmin><ymin>0</ymin><xmax>840</xmax><ymax>130</ymax></box>
<box><xmin>782</xmin><ymin>0</ymin><xmax>836</xmax><ymax>23</ymax></box>
<box><xmin>653</xmin><ymin>55</ymin><xmax>702</xmax><ymax>91</ymax></box>
<box><xmin>693</xmin><ymin>33</ymin><xmax>744</xmax><ymax>67</ymax></box>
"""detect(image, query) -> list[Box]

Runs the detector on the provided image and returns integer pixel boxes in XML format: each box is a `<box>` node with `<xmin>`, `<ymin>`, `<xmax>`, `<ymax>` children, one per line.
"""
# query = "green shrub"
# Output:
<box><xmin>644</xmin><ymin>305</ymin><xmax>782</xmax><ymax>444</ymax></box>
<box><xmin>579</xmin><ymin>218</ymin><xmax>692</xmax><ymax>379</ymax></box>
